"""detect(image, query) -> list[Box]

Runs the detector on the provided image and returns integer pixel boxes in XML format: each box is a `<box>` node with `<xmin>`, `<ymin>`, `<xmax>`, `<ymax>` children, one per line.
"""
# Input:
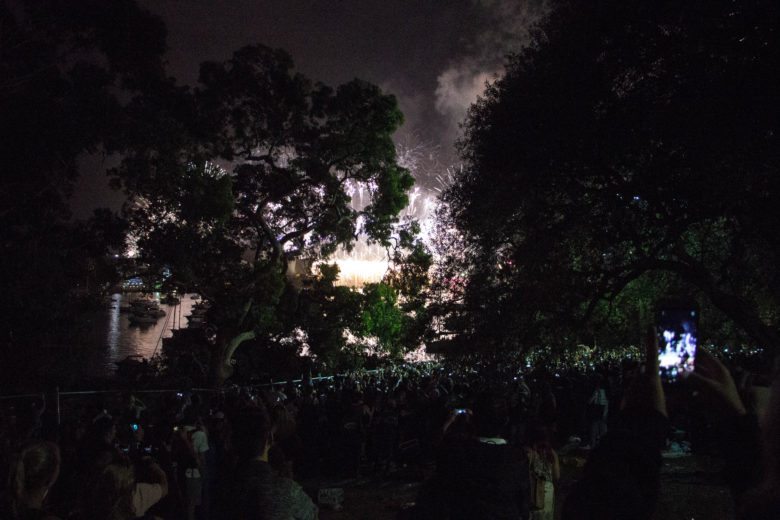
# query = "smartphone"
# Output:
<box><xmin>656</xmin><ymin>301</ymin><xmax>699</xmax><ymax>382</ymax></box>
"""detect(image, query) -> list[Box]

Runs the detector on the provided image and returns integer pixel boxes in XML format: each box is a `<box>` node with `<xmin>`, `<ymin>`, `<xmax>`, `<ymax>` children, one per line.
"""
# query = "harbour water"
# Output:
<box><xmin>81</xmin><ymin>293</ymin><xmax>200</xmax><ymax>376</ymax></box>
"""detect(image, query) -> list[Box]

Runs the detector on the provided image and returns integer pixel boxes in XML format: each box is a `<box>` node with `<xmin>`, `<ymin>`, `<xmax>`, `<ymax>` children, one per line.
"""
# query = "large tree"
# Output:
<box><xmin>118</xmin><ymin>45</ymin><xmax>413</xmax><ymax>383</ymax></box>
<box><xmin>439</xmin><ymin>0</ymin><xmax>780</xmax><ymax>351</ymax></box>
<box><xmin>0</xmin><ymin>0</ymin><xmax>166</xmax><ymax>385</ymax></box>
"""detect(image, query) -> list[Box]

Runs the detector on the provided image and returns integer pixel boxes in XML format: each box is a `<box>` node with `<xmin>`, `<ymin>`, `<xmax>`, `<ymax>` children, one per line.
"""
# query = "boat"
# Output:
<box><xmin>129</xmin><ymin>313</ymin><xmax>158</xmax><ymax>325</ymax></box>
<box><xmin>161</xmin><ymin>294</ymin><xmax>180</xmax><ymax>305</ymax></box>
<box><xmin>128</xmin><ymin>299</ymin><xmax>165</xmax><ymax>317</ymax></box>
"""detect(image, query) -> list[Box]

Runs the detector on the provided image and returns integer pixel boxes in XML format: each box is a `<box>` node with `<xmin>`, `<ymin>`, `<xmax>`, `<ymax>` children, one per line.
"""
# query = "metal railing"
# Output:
<box><xmin>0</xmin><ymin>370</ymin><xmax>383</xmax><ymax>426</ymax></box>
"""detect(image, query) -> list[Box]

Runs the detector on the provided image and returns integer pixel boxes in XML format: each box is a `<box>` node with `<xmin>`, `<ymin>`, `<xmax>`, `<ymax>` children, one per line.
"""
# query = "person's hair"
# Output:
<box><xmin>182</xmin><ymin>406</ymin><xmax>200</xmax><ymax>426</ymax></box>
<box><xmin>82</xmin><ymin>459</ymin><xmax>136</xmax><ymax>520</ymax></box>
<box><xmin>472</xmin><ymin>391</ymin><xmax>508</xmax><ymax>438</ymax></box>
<box><xmin>271</xmin><ymin>404</ymin><xmax>295</xmax><ymax>440</ymax></box>
<box><xmin>231</xmin><ymin>406</ymin><xmax>272</xmax><ymax>459</ymax></box>
<box><xmin>91</xmin><ymin>416</ymin><xmax>116</xmax><ymax>442</ymax></box>
<box><xmin>526</xmin><ymin>422</ymin><xmax>553</xmax><ymax>458</ymax></box>
<box><xmin>7</xmin><ymin>441</ymin><xmax>60</xmax><ymax>516</ymax></box>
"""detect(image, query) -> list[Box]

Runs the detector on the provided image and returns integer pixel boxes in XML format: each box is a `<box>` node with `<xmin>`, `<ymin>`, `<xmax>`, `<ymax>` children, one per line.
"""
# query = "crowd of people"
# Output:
<box><xmin>0</xmin><ymin>338</ymin><xmax>777</xmax><ymax>519</ymax></box>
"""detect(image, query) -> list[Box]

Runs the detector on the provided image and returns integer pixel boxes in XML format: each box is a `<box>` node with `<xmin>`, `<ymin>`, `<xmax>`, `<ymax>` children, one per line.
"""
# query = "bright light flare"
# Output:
<box><xmin>323</xmin><ymin>257</ymin><xmax>389</xmax><ymax>287</ymax></box>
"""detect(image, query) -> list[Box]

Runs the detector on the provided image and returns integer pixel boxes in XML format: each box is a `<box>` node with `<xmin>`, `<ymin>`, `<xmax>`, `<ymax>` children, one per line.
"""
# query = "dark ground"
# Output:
<box><xmin>308</xmin><ymin>452</ymin><xmax>734</xmax><ymax>520</ymax></box>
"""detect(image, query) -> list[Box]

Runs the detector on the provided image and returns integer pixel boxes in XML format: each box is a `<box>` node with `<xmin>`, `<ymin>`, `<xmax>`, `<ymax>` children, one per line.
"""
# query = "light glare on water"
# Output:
<box><xmin>84</xmin><ymin>293</ymin><xmax>199</xmax><ymax>375</ymax></box>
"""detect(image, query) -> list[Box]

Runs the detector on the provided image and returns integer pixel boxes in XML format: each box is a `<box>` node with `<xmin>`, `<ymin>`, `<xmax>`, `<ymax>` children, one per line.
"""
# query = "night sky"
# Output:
<box><xmin>71</xmin><ymin>0</ymin><xmax>546</xmax><ymax>218</ymax></box>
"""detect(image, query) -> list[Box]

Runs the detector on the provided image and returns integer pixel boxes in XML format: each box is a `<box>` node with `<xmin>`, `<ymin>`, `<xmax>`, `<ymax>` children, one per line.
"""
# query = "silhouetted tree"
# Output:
<box><xmin>0</xmin><ymin>0</ymin><xmax>167</xmax><ymax>386</ymax></box>
<box><xmin>117</xmin><ymin>45</ymin><xmax>414</xmax><ymax>383</ymax></box>
<box><xmin>439</xmin><ymin>0</ymin><xmax>780</xmax><ymax>351</ymax></box>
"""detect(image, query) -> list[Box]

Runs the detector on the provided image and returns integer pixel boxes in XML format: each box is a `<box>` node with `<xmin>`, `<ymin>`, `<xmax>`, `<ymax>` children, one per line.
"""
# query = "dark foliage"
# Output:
<box><xmin>437</xmin><ymin>0</ymin><xmax>780</xmax><ymax>351</ymax></box>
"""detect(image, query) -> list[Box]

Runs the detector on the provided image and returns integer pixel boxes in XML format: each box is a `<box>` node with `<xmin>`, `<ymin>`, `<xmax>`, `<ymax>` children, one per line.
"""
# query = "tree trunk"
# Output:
<box><xmin>211</xmin><ymin>329</ymin><xmax>256</xmax><ymax>387</ymax></box>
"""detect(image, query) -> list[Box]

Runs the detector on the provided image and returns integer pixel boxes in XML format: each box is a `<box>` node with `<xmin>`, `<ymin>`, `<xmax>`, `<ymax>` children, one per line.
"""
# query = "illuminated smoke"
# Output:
<box><xmin>326</xmin><ymin>2</ymin><xmax>549</xmax><ymax>287</ymax></box>
<box><xmin>322</xmin><ymin>141</ymin><xmax>446</xmax><ymax>287</ymax></box>
<box><xmin>435</xmin><ymin>62</ymin><xmax>498</xmax><ymax>129</ymax></box>
<box><xmin>434</xmin><ymin>0</ymin><xmax>547</xmax><ymax>144</ymax></box>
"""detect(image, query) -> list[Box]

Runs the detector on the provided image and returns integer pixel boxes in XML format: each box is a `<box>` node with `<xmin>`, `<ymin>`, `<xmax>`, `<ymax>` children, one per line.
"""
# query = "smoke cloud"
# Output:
<box><xmin>435</xmin><ymin>60</ymin><xmax>498</xmax><ymax>130</ymax></box>
<box><xmin>434</xmin><ymin>0</ymin><xmax>548</xmax><ymax>149</ymax></box>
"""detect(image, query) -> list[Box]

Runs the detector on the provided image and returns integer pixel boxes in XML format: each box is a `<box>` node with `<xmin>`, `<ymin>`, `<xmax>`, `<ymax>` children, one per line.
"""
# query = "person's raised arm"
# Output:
<box><xmin>621</xmin><ymin>327</ymin><xmax>667</xmax><ymax>417</ymax></box>
<box><xmin>688</xmin><ymin>348</ymin><xmax>746</xmax><ymax>416</ymax></box>
<box><xmin>562</xmin><ymin>328</ymin><xmax>668</xmax><ymax>520</ymax></box>
<box><xmin>689</xmin><ymin>348</ymin><xmax>760</xmax><ymax>505</ymax></box>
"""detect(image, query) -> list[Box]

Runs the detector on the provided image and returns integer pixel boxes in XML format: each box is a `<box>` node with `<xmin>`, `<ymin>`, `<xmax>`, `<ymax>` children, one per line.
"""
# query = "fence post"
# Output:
<box><xmin>56</xmin><ymin>386</ymin><xmax>61</xmax><ymax>427</ymax></box>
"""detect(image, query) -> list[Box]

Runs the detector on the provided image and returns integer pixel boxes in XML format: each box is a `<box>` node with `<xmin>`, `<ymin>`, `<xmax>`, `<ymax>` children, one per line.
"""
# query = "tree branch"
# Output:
<box><xmin>223</xmin><ymin>330</ymin><xmax>256</xmax><ymax>368</ymax></box>
<box><xmin>254</xmin><ymin>208</ymin><xmax>282</xmax><ymax>262</ymax></box>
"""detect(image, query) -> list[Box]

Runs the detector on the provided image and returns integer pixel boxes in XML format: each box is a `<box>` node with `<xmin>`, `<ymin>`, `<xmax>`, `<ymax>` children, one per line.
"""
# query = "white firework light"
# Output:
<box><xmin>321</xmin><ymin>141</ymin><xmax>451</xmax><ymax>287</ymax></box>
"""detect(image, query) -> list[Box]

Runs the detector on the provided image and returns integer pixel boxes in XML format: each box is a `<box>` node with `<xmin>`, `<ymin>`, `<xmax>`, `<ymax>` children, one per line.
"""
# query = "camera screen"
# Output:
<box><xmin>657</xmin><ymin>307</ymin><xmax>698</xmax><ymax>382</ymax></box>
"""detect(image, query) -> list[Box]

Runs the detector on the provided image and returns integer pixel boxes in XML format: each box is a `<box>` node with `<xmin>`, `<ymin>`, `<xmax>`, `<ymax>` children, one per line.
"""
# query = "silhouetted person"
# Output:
<box><xmin>227</xmin><ymin>407</ymin><xmax>318</xmax><ymax>520</ymax></box>
<box><xmin>412</xmin><ymin>392</ymin><xmax>530</xmax><ymax>520</ymax></box>
<box><xmin>1</xmin><ymin>440</ymin><xmax>61</xmax><ymax>520</ymax></box>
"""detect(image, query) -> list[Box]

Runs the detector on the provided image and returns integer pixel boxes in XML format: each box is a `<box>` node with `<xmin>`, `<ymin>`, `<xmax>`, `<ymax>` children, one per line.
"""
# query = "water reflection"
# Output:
<box><xmin>95</xmin><ymin>293</ymin><xmax>198</xmax><ymax>375</ymax></box>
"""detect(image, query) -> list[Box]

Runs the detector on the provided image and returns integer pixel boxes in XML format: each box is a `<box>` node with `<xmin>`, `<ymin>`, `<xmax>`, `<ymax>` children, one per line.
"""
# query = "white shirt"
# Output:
<box><xmin>133</xmin><ymin>482</ymin><xmax>163</xmax><ymax>517</ymax></box>
<box><xmin>184</xmin><ymin>426</ymin><xmax>209</xmax><ymax>478</ymax></box>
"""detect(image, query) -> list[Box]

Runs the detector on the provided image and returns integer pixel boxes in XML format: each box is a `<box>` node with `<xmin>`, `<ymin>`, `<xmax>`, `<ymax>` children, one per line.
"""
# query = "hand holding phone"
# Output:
<box><xmin>688</xmin><ymin>348</ymin><xmax>747</xmax><ymax>416</ymax></box>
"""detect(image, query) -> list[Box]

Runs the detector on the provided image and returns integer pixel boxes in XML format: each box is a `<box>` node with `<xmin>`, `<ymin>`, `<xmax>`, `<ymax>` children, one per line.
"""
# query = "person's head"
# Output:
<box><xmin>270</xmin><ymin>405</ymin><xmax>295</xmax><ymax>440</ymax></box>
<box><xmin>526</xmin><ymin>421</ymin><xmax>552</xmax><ymax>451</ymax></box>
<box><xmin>8</xmin><ymin>440</ymin><xmax>60</xmax><ymax>513</ymax></box>
<box><xmin>92</xmin><ymin>416</ymin><xmax>116</xmax><ymax>444</ymax></box>
<box><xmin>231</xmin><ymin>407</ymin><xmax>272</xmax><ymax>460</ymax></box>
<box><xmin>472</xmin><ymin>392</ymin><xmax>508</xmax><ymax>438</ymax></box>
<box><xmin>211</xmin><ymin>411</ymin><xmax>226</xmax><ymax>431</ymax></box>
<box><xmin>131</xmin><ymin>423</ymin><xmax>144</xmax><ymax>442</ymax></box>
<box><xmin>182</xmin><ymin>407</ymin><xmax>199</xmax><ymax>427</ymax></box>
<box><xmin>83</xmin><ymin>459</ymin><xmax>136</xmax><ymax>520</ymax></box>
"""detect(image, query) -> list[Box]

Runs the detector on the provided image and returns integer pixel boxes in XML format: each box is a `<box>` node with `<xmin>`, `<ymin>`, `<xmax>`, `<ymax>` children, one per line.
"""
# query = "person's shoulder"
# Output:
<box><xmin>266</xmin><ymin>477</ymin><xmax>318</xmax><ymax>520</ymax></box>
<box><xmin>133</xmin><ymin>482</ymin><xmax>164</xmax><ymax>517</ymax></box>
<box><xmin>191</xmin><ymin>429</ymin><xmax>209</xmax><ymax>450</ymax></box>
<box><xmin>237</xmin><ymin>458</ymin><xmax>272</xmax><ymax>477</ymax></box>
<box><xmin>234</xmin><ymin>460</ymin><xmax>274</xmax><ymax>493</ymax></box>
<box><xmin>272</xmin><ymin>474</ymin><xmax>300</xmax><ymax>493</ymax></box>
<box><xmin>740</xmin><ymin>489</ymin><xmax>780</xmax><ymax>520</ymax></box>
<box><xmin>270</xmin><ymin>475</ymin><xmax>305</xmax><ymax>507</ymax></box>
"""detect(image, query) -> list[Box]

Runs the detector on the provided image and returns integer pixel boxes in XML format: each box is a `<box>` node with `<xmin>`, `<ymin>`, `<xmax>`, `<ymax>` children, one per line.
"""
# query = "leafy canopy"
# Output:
<box><xmin>117</xmin><ymin>45</ymin><xmax>414</xmax><ymax>379</ymax></box>
<box><xmin>439</xmin><ymin>0</ymin><xmax>780</xmax><ymax>351</ymax></box>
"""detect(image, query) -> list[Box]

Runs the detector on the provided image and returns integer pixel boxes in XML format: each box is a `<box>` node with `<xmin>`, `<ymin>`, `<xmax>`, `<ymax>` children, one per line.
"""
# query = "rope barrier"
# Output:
<box><xmin>0</xmin><ymin>370</ymin><xmax>383</xmax><ymax>401</ymax></box>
